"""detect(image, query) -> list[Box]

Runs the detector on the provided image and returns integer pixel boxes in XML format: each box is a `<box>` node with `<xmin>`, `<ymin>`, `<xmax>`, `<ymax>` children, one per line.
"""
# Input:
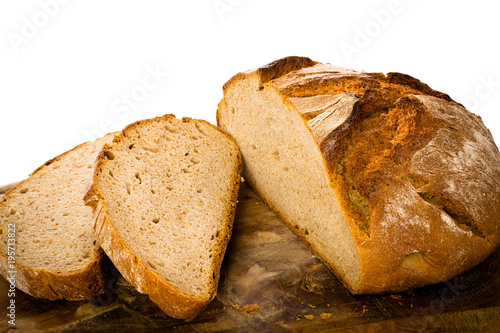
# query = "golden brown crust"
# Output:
<box><xmin>85</xmin><ymin>114</ymin><xmax>242</xmax><ymax>320</ymax></box>
<box><xmin>219</xmin><ymin>56</ymin><xmax>500</xmax><ymax>294</ymax></box>
<box><xmin>0</xmin><ymin>140</ymin><xmax>110</xmax><ymax>301</ymax></box>
<box><xmin>256</xmin><ymin>56</ymin><xmax>318</xmax><ymax>86</ymax></box>
<box><xmin>0</xmin><ymin>246</ymin><xmax>106</xmax><ymax>301</ymax></box>
<box><xmin>221</xmin><ymin>56</ymin><xmax>318</xmax><ymax>93</ymax></box>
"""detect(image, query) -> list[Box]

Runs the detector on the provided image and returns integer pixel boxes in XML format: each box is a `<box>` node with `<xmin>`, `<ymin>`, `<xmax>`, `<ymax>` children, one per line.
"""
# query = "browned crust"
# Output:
<box><xmin>222</xmin><ymin>56</ymin><xmax>318</xmax><ymax>92</ymax></box>
<box><xmin>85</xmin><ymin>114</ymin><xmax>242</xmax><ymax>320</ymax></box>
<box><xmin>256</xmin><ymin>56</ymin><xmax>318</xmax><ymax>86</ymax></box>
<box><xmin>384</xmin><ymin>72</ymin><xmax>454</xmax><ymax>103</ymax></box>
<box><xmin>0</xmin><ymin>246</ymin><xmax>107</xmax><ymax>301</ymax></box>
<box><xmin>218</xmin><ymin>56</ymin><xmax>500</xmax><ymax>294</ymax></box>
<box><xmin>0</xmin><ymin>140</ymin><xmax>111</xmax><ymax>301</ymax></box>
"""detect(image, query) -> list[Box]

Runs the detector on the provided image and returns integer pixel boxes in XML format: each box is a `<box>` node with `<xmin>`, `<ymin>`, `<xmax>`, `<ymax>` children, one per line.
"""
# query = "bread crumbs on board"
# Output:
<box><xmin>320</xmin><ymin>313</ymin><xmax>332</xmax><ymax>320</ymax></box>
<box><xmin>243</xmin><ymin>304</ymin><xmax>260</xmax><ymax>314</ymax></box>
<box><xmin>229</xmin><ymin>302</ymin><xmax>260</xmax><ymax>315</ymax></box>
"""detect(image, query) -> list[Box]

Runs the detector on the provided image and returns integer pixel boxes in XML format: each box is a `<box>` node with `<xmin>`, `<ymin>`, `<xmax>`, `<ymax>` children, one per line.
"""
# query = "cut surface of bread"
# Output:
<box><xmin>217</xmin><ymin>56</ymin><xmax>500</xmax><ymax>294</ymax></box>
<box><xmin>0</xmin><ymin>133</ymin><xmax>114</xmax><ymax>300</ymax></box>
<box><xmin>85</xmin><ymin>115</ymin><xmax>242</xmax><ymax>320</ymax></box>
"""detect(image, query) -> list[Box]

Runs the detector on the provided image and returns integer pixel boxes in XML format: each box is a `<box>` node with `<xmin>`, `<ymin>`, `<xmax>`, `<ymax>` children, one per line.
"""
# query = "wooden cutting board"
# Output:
<box><xmin>1</xmin><ymin>182</ymin><xmax>499</xmax><ymax>332</ymax></box>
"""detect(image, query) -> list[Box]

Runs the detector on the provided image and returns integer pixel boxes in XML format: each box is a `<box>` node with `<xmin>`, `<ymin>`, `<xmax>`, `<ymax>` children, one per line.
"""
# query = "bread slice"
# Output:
<box><xmin>84</xmin><ymin>115</ymin><xmax>242</xmax><ymax>320</ymax></box>
<box><xmin>217</xmin><ymin>56</ymin><xmax>500</xmax><ymax>294</ymax></box>
<box><xmin>0</xmin><ymin>133</ymin><xmax>114</xmax><ymax>300</ymax></box>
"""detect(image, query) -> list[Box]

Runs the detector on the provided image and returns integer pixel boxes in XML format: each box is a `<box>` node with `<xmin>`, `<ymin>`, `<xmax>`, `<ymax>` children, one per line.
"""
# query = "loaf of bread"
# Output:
<box><xmin>84</xmin><ymin>115</ymin><xmax>242</xmax><ymax>320</ymax></box>
<box><xmin>0</xmin><ymin>134</ymin><xmax>114</xmax><ymax>300</ymax></box>
<box><xmin>217</xmin><ymin>56</ymin><xmax>500</xmax><ymax>294</ymax></box>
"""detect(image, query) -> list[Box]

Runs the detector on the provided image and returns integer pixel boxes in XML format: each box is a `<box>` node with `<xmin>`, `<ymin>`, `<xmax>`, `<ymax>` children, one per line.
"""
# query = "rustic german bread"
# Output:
<box><xmin>84</xmin><ymin>115</ymin><xmax>242</xmax><ymax>320</ymax></box>
<box><xmin>217</xmin><ymin>56</ymin><xmax>500</xmax><ymax>294</ymax></box>
<box><xmin>0</xmin><ymin>133</ymin><xmax>114</xmax><ymax>300</ymax></box>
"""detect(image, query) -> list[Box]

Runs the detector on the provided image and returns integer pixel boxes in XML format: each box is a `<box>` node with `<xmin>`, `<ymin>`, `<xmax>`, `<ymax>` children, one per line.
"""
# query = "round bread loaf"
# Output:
<box><xmin>217</xmin><ymin>56</ymin><xmax>500</xmax><ymax>293</ymax></box>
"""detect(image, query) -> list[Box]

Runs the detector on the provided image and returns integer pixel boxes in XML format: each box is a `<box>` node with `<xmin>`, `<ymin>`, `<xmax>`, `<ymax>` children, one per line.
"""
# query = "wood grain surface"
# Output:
<box><xmin>1</xmin><ymin>182</ymin><xmax>499</xmax><ymax>332</ymax></box>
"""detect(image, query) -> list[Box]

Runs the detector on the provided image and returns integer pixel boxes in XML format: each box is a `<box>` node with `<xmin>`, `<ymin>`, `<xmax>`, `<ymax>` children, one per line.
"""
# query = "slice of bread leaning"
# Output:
<box><xmin>217</xmin><ymin>56</ymin><xmax>500</xmax><ymax>294</ymax></box>
<box><xmin>84</xmin><ymin>115</ymin><xmax>242</xmax><ymax>320</ymax></box>
<box><xmin>0</xmin><ymin>133</ymin><xmax>114</xmax><ymax>300</ymax></box>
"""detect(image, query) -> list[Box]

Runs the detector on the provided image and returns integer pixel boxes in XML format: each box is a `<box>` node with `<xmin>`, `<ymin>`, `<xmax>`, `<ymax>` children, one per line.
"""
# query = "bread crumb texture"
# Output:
<box><xmin>86</xmin><ymin>114</ymin><xmax>241</xmax><ymax>320</ymax></box>
<box><xmin>0</xmin><ymin>133</ymin><xmax>114</xmax><ymax>300</ymax></box>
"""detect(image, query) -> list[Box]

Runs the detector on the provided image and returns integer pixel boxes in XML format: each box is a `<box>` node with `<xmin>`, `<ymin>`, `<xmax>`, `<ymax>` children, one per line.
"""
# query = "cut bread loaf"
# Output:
<box><xmin>217</xmin><ymin>56</ymin><xmax>500</xmax><ymax>294</ymax></box>
<box><xmin>0</xmin><ymin>133</ymin><xmax>114</xmax><ymax>300</ymax></box>
<box><xmin>84</xmin><ymin>115</ymin><xmax>242</xmax><ymax>320</ymax></box>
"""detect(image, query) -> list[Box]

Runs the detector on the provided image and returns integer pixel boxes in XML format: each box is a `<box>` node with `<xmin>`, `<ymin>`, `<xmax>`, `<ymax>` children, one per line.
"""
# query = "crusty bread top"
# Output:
<box><xmin>219</xmin><ymin>56</ymin><xmax>500</xmax><ymax>293</ymax></box>
<box><xmin>0</xmin><ymin>133</ymin><xmax>114</xmax><ymax>300</ymax></box>
<box><xmin>85</xmin><ymin>114</ymin><xmax>242</xmax><ymax>319</ymax></box>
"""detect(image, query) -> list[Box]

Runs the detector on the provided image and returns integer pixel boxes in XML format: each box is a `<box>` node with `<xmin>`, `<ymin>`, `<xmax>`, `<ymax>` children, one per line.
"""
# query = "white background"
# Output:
<box><xmin>0</xmin><ymin>0</ymin><xmax>499</xmax><ymax>186</ymax></box>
